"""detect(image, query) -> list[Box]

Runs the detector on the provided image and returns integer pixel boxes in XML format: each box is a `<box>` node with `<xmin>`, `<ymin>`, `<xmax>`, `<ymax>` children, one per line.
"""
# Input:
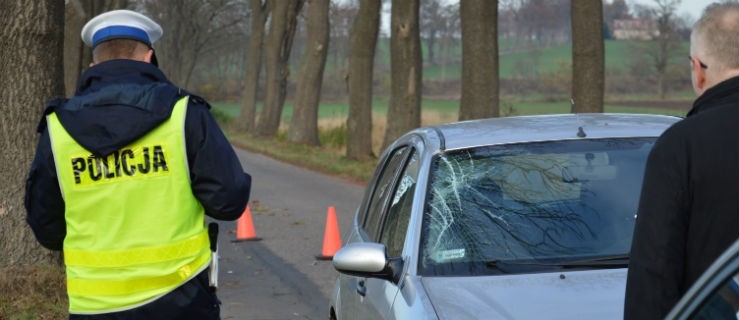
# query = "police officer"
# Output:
<box><xmin>24</xmin><ymin>10</ymin><xmax>251</xmax><ymax>319</ymax></box>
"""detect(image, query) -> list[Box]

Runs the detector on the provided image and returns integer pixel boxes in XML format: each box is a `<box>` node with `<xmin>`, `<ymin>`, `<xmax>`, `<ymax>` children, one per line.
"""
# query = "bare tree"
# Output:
<box><xmin>459</xmin><ymin>0</ymin><xmax>499</xmax><ymax>120</ymax></box>
<box><xmin>603</xmin><ymin>0</ymin><xmax>632</xmax><ymax>35</ymax></box>
<box><xmin>518</xmin><ymin>0</ymin><xmax>570</xmax><ymax>46</ymax></box>
<box><xmin>288</xmin><ymin>0</ymin><xmax>330</xmax><ymax>145</ymax></box>
<box><xmin>382</xmin><ymin>0</ymin><xmax>422</xmax><ymax>150</ymax></box>
<box><xmin>328</xmin><ymin>2</ymin><xmax>357</xmax><ymax>71</ymax></box>
<box><xmin>437</xmin><ymin>3</ymin><xmax>459</xmax><ymax>80</ymax></box>
<box><xmin>346</xmin><ymin>0</ymin><xmax>380</xmax><ymax>160</ymax></box>
<box><xmin>420</xmin><ymin>0</ymin><xmax>444</xmax><ymax>66</ymax></box>
<box><xmin>64</xmin><ymin>0</ymin><xmax>129</xmax><ymax>97</ymax></box>
<box><xmin>256</xmin><ymin>0</ymin><xmax>305</xmax><ymax>138</ymax></box>
<box><xmin>650</xmin><ymin>0</ymin><xmax>682</xmax><ymax>99</ymax></box>
<box><xmin>571</xmin><ymin>0</ymin><xmax>604</xmax><ymax>112</ymax></box>
<box><xmin>499</xmin><ymin>0</ymin><xmax>524</xmax><ymax>50</ymax></box>
<box><xmin>0</xmin><ymin>0</ymin><xmax>64</xmax><ymax>266</ymax></box>
<box><xmin>135</xmin><ymin>0</ymin><xmax>246</xmax><ymax>88</ymax></box>
<box><xmin>235</xmin><ymin>0</ymin><xmax>270</xmax><ymax>133</ymax></box>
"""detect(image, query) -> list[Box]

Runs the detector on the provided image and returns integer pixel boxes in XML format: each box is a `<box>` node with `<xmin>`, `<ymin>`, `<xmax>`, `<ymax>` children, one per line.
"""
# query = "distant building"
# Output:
<box><xmin>612</xmin><ymin>19</ymin><xmax>658</xmax><ymax>40</ymax></box>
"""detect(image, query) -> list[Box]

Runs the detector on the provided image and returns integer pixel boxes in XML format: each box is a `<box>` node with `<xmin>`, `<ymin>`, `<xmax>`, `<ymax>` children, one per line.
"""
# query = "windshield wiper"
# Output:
<box><xmin>486</xmin><ymin>254</ymin><xmax>629</xmax><ymax>272</ymax></box>
<box><xmin>485</xmin><ymin>260</ymin><xmax>562</xmax><ymax>273</ymax></box>
<box><xmin>557</xmin><ymin>254</ymin><xmax>629</xmax><ymax>268</ymax></box>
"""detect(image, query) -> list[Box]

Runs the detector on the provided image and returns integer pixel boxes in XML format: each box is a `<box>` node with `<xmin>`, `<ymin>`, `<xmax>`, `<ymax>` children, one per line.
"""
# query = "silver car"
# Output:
<box><xmin>329</xmin><ymin>113</ymin><xmax>680</xmax><ymax>320</ymax></box>
<box><xmin>667</xmin><ymin>239</ymin><xmax>739</xmax><ymax>319</ymax></box>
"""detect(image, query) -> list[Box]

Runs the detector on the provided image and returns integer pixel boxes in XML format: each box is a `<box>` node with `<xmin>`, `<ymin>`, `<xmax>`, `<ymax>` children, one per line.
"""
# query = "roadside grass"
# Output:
<box><xmin>0</xmin><ymin>265</ymin><xmax>66</xmax><ymax>320</ymax></box>
<box><xmin>227</xmin><ymin>129</ymin><xmax>379</xmax><ymax>184</ymax></box>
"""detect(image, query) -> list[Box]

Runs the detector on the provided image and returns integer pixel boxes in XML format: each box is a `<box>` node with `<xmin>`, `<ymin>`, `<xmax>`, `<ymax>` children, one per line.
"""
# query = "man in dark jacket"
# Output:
<box><xmin>625</xmin><ymin>3</ymin><xmax>739</xmax><ymax>319</ymax></box>
<box><xmin>24</xmin><ymin>10</ymin><xmax>250</xmax><ymax>320</ymax></box>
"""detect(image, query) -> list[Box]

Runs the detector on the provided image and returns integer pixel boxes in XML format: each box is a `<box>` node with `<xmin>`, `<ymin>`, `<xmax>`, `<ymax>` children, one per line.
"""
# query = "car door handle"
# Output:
<box><xmin>356</xmin><ymin>280</ymin><xmax>367</xmax><ymax>296</ymax></box>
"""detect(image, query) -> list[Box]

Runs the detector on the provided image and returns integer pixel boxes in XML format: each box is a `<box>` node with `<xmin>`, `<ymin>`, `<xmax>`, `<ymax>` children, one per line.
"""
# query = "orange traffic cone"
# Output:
<box><xmin>232</xmin><ymin>205</ymin><xmax>261</xmax><ymax>242</ymax></box>
<box><xmin>316</xmin><ymin>206</ymin><xmax>342</xmax><ymax>260</ymax></box>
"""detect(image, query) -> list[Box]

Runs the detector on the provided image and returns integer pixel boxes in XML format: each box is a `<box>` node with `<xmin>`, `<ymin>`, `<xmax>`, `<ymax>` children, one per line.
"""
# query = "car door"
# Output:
<box><xmin>338</xmin><ymin>145</ymin><xmax>411</xmax><ymax>319</ymax></box>
<box><xmin>376</xmin><ymin>149</ymin><xmax>420</xmax><ymax>319</ymax></box>
<box><xmin>667</xmin><ymin>239</ymin><xmax>739</xmax><ymax>319</ymax></box>
<box><xmin>340</xmin><ymin>144</ymin><xmax>424</xmax><ymax>319</ymax></box>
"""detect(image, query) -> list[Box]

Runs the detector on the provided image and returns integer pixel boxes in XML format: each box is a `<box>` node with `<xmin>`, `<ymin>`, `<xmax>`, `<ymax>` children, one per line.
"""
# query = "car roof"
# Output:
<box><xmin>413</xmin><ymin>113</ymin><xmax>681</xmax><ymax>151</ymax></box>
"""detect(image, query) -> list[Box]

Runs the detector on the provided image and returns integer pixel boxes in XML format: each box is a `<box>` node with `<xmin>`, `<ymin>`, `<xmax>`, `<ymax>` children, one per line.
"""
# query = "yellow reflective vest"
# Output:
<box><xmin>47</xmin><ymin>96</ymin><xmax>211</xmax><ymax>314</ymax></box>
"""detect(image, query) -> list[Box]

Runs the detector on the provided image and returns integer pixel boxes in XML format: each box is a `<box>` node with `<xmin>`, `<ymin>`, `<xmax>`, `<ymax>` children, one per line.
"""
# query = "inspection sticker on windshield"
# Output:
<box><xmin>435</xmin><ymin>249</ymin><xmax>466</xmax><ymax>261</ymax></box>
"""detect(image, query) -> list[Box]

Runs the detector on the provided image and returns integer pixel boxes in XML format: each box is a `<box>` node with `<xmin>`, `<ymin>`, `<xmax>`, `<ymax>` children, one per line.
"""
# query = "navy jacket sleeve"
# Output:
<box><xmin>184</xmin><ymin>97</ymin><xmax>251</xmax><ymax>221</ymax></box>
<box><xmin>624</xmin><ymin>128</ymin><xmax>690</xmax><ymax>319</ymax></box>
<box><xmin>25</xmin><ymin>129</ymin><xmax>66</xmax><ymax>251</ymax></box>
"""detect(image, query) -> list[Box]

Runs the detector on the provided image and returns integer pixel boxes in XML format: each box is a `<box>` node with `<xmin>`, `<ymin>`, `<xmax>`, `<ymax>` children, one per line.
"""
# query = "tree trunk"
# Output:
<box><xmin>0</xmin><ymin>0</ymin><xmax>64</xmax><ymax>267</ymax></box>
<box><xmin>459</xmin><ymin>0</ymin><xmax>498</xmax><ymax>121</ymax></box>
<box><xmin>288</xmin><ymin>0</ymin><xmax>330</xmax><ymax>145</ymax></box>
<box><xmin>64</xmin><ymin>1</ymin><xmax>88</xmax><ymax>97</ymax></box>
<box><xmin>571</xmin><ymin>0</ymin><xmax>604</xmax><ymax>113</ymax></box>
<box><xmin>382</xmin><ymin>0</ymin><xmax>422</xmax><ymax>150</ymax></box>
<box><xmin>655</xmin><ymin>34</ymin><xmax>670</xmax><ymax>100</ymax></box>
<box><xmin>235</xmin><ymin>0</ymin><xmax>269</xmax><ymax>134</ymax></box>
<box><xmin>346</xmin><ymin>0</ymin><xmax>380</xmax><ymax>160</ymax></box>
<box><xmin>440</xmin><ymin>36</ymin><xmax>448</xmax><ymax>80</ymax></box>
<box><xmin>256</xmin><ymin>0</ymin><xmax>305</xmax><ymax>138</ymax></box>
<box><xmin>426</xmin><ymin>28</ymin><xmax>437</xmax><ymax>66</ymax></box>
<box><xmin>658</xmin><ymin>75</ymin><xmax>666</xmax><ymax>100</ymax></box>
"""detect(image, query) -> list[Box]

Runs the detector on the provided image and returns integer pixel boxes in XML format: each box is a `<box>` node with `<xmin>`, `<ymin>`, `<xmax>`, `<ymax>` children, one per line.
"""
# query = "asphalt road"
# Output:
<box><xmin>215</xmin><ymin>148</ymin><xmax>366</xmax><ymax>320</ymax></box>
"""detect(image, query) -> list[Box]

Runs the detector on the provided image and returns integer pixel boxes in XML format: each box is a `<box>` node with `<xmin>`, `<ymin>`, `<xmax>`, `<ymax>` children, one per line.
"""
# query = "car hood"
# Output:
<box><xmin>421</xmin><ymin>269</ymin><xmax>626</xmax><ymax>319</ymax></box>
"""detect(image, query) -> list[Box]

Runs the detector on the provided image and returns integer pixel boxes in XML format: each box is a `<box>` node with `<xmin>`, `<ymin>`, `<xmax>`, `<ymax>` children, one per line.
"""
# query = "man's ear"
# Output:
<box><xmin>144</xmin><ymin>49</ymin><xmax>153</xmax><ymax>63</ymax></box>
<box><xmin>693</xmin><ymin>59</ymin><xmax>707</xmax><ymax>93</ymax></box>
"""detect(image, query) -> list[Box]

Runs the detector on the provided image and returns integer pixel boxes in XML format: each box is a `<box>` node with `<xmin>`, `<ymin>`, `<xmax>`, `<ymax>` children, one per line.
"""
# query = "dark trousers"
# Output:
<box><xmin>70</xmin><ymin>270</ymin><xmax>220</xmax><ymax>320</ymax></box>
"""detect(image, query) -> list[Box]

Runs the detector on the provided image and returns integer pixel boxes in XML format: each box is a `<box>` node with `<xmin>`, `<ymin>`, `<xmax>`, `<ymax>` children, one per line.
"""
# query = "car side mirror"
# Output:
<box><xmin>333</xmin><ymin>242</ymin><xmax>403</xmax><ymax>284</ymax></box>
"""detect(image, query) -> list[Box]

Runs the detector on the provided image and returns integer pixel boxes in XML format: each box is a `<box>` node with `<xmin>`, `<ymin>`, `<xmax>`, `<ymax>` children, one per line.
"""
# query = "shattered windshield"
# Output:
<box><xmin>420</xmin><ymin>138</ymin><xmax>655</xmax><ymax>276</ymax></box>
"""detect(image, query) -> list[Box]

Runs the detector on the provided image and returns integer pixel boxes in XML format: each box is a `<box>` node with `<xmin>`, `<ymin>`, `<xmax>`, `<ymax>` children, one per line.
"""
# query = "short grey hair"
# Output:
<box><xmin>692</xmin><ymin>3</ymin><xmax>739</xmax><ymax>70</ymax></box>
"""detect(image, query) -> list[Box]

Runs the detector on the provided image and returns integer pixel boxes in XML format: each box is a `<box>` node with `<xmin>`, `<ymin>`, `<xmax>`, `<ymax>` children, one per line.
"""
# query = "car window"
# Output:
<box><xmin>690</xmin><ymin>273</ymin><xmax>739</xmax><ymax>319</ymax></box>
<box><xmin>419</xmin><ymin>138</ymin><xmax>655</xmax><ymax>276</ymax></box>
<box><xmin>380</xmin><ymin>149</ymin><xmax>420</xmax><ymax>258</ymax></box>
<box><xmin>363</xmin><ymin>146</ymin><xmax>410</xmax><ymax>241</ymax></box>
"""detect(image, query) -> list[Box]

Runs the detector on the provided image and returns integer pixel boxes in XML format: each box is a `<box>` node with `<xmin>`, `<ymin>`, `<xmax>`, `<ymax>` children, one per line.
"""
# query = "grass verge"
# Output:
<box><xmin>0</xmin><ymin>265</ymin><xmax>66</xmax><ymax>320</ymax></box>
<box><xmin>227</xmin><ymin>130</ymin><xmax>377</xmax><ymax>185</ymax></box>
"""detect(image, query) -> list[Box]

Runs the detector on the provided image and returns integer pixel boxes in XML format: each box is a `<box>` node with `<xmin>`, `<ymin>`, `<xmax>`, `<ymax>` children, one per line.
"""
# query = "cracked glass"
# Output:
<box><xmin>420</xmin><ymin>138</ymin><xmax>655</xmax><ymax>276</ymax></box>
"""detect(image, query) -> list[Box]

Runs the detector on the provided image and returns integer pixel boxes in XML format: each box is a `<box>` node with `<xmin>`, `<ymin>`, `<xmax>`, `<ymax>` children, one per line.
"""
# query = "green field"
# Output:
<box><xmin>421</xmin><ymin>40</ymin><xmax>690</xmax><ymax>80</ymax></box>
<box><xmin>212</xmin><ymin>97</ymin><xmax>687</xmax><ymax>127</ymax></box>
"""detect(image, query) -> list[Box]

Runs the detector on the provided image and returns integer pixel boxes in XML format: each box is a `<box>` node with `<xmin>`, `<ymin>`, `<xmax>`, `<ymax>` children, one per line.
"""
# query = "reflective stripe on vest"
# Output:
<box><xmin>47</xmin><ymin>96</ymin><xmax>210</xmax><ymax>314</ymax></box>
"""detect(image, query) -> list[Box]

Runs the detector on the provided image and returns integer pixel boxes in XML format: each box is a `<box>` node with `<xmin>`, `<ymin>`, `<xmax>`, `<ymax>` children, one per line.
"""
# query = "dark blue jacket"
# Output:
<box><xmin>25</xmin><ymin>59</ymin><xmax>251</xmax><ymax>251</ymax></box>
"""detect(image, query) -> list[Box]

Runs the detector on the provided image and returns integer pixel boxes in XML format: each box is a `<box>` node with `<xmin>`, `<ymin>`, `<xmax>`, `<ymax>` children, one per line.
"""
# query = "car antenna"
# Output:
<box><xmin>571</xmin><ymin>102</ymin><xmax>587</xmax><ymax>138</ymax></box>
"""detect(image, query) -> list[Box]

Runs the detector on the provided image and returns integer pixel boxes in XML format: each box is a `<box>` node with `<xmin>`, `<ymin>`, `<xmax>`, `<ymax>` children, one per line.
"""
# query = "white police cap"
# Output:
<box><xmin>81</xmin><ymin>10</ymin><xmax>163</xmax><ymax>48</ymax></box>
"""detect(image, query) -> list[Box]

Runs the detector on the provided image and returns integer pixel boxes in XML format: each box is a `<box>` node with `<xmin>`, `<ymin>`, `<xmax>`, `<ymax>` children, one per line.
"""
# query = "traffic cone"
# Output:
<box><xmin>232</xmin><ymin>205</ymin><xmax>261</xmax><ymax>242</ymax></box>
<box><xmin>316</xmin><ymin>206</ymin><xmax>342</xmax><ymax>260</ymax></box>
